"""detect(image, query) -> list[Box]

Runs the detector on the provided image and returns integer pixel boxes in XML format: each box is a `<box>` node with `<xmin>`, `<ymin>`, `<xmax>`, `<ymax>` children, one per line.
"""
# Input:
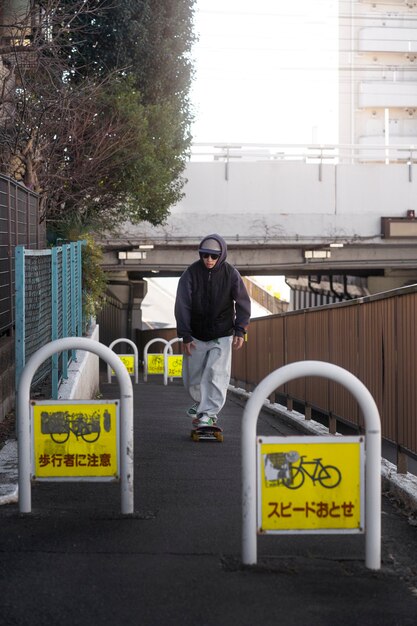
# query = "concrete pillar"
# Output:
<box><xmin>367</xmin><ymin>276</ymin><xmax>410</xmax><ymax>295</ymax></box>
<box><xmin>128</xmin><ymin>280</ymin><xmax>148</xmax><ymax>342</ymax></box>
<box><xmin>105</xmin><ymin>276</ymin><xmax>147</xmax><ymax>343</ymax></box>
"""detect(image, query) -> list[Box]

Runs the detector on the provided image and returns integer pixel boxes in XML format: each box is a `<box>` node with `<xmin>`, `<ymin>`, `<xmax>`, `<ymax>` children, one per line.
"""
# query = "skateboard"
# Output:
<box><xmin>191</xmin><ymin>425</ymin><xmax>223</xmax><ymax>442</ymax></box>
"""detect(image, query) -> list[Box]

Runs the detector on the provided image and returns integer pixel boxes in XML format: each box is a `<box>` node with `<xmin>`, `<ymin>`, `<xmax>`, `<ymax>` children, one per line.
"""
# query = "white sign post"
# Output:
<box><xmin>143</xmin><ymin>338</ymin><xmax>171</xmax><ymax>382</ymax></box>
<box><xmin>107</xmin><ymin>338</ymin><xmax>139</xmax><ymax>384</ymax></box>
<box><xmin>242</xmin><ymin>360</ymin><xmax>381</xmax><ymax>570</ymax></box>
<box><xmin>17</xmin><ymin>337</ymin><xmax>134</xmax><ymax>515</ymax></box>
<box><xmin>163</xmin><ymin>338</ymin><xmax>183</xmax><ymax>385</ymax></box>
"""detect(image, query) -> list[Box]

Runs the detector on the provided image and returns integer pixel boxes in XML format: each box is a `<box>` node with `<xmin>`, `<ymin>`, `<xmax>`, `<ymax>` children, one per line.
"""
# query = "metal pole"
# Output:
<box><xmin>15</xmin><ymin>246</ymin><xmax>26</xmax><ymax>394</ymax></box>
<box><xmin>70</xmin><ymin>244</ymin><xmax>76</xmax><ymax>361</ymax></box>
<box><xmin>51</xmin><ymin>247</ymin><xmax>59</xmax><ymax>398</ymax></box>
<box><xmin>241</xmin><ymin>360</ymin><xmax>381</xmax><ymax>570</ymax></box>
<box><xmin>17</xmin><ymin>337</ymin><xmax>134</xmax><ymax>515</ymax></box>
<box><xmin>77</xmin><ymin>242</ymin><xmax>83</xmax><ymax>334</ymax></box>
<box><xmin>61</xmin><ymin>245</ymin><xmax>69</xmax><ymax>379</ymax></box>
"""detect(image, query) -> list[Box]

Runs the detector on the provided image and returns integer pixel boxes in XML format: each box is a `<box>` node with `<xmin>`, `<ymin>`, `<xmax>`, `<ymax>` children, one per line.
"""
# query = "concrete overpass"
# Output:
<box><xmin>98</xmin><ymin>143</ymin><xmax>417</xmax><ymax>336</ymax></box>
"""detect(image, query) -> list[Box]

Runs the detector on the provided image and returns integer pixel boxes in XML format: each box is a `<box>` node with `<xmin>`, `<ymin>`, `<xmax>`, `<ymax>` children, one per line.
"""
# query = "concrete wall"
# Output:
<box><xmin>119</xmin><ymin>160</ymin><xmax>417</xmax><ymax>244</ymax></box>
<box><xmin>339</xmin><ymin>2</ymin><xmax>417</xmax><ymax>147</ymax></box>
<box><xmin>1</xmin><ymin>324</ymin><xmax>100</xmax><ymax>423</ymax></box>
<box><xmin>103</xmin><ymin>158</ymin><xmax>417</xmax><ymax>292</ymax></box>
<box><xmin>0</xmin><ymin>336</ymin><xmax>15</xmax><ymax>422</ymax></box>
<box><xmin>58</xmin><ymin>324</ymin><xmax>100</xmax><ymax>400</ymax></box>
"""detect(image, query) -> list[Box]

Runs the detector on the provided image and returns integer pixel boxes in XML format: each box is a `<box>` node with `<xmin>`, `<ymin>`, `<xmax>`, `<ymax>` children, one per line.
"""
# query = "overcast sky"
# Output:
<box><xmin>190</xmin><ymin>0</ymin><xmax>338</xmax><ymax>145</ymax></box>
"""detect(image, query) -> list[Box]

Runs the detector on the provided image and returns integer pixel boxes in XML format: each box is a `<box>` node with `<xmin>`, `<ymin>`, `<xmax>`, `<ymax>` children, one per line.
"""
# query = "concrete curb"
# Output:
<box><xmin>0</xmin><ymin>440</ymin><xmax>18</xmax><ymax>505</ymax></box>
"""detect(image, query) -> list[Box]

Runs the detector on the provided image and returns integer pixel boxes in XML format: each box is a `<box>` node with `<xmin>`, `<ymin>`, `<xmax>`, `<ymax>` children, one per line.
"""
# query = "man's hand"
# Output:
<box><xmin>232</xmin><ymin>336</ymin><xmax>244</xmax><ymax>351</ymax></box>
<box><xmin>183</xmin><ymin>341</ymin><xmax>196</xmax><ymax>356</ymax></box>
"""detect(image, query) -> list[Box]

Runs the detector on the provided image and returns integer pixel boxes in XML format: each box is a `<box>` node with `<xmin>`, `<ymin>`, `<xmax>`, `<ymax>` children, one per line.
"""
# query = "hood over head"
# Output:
<box><xmin>198</xmin><ymin>234</ymin><xmax>227</xmax><ymax>267</ymax></box>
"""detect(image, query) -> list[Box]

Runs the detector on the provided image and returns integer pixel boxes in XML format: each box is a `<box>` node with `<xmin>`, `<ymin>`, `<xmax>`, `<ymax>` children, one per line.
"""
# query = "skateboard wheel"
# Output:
<box><xmin>214</xmin><ymin>431</ymin><xmax>223</xmax><ymax>442</ymax></box>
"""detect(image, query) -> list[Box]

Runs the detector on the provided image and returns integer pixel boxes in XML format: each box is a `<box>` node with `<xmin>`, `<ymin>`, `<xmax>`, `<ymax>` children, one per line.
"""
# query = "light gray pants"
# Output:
<box><xmin>182</xmin><ymin>336</ymin><xmax>233</xmax><ymax>418</ymax></box>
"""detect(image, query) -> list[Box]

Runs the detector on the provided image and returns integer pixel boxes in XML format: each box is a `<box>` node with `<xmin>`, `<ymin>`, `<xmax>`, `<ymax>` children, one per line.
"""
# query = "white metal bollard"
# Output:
<box><xmin>107</xmin><ymin>338</ymin><xmax>139</xmax><ymax>384</ymax></box>
<box><xmin>143</xmin><ymin>338</ymin><xmax>171</xmax><ymax>382</ymax></box>
<box><xmin>17</xmin><ymin>337</ymin><xmax>134</xmax><ymax>515</ymax></box>
<box><xmin>241</xmin><ymin>360</ymin><xmax>381</xmax><ymax>570</ymax></box>
<box><xmin>163</xmin><ymin>338</ymin><xmax>183</xmax><ymax>385</ymax></box>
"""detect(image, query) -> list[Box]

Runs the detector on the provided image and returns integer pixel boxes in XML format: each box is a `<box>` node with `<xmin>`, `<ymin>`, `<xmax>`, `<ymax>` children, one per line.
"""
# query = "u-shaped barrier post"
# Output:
<box><xmin>17</xmin><ymin>337</ymin><xmax>134</xmax><ymax>515</ymax></box>
<box><xmin>107</xmin><ymin>338</ymin><xmax>139</xmax><ymax>384</ymax></box>
<box><xmin>143</xmin><ymin>338</ymin><xmax>172</xmax><ymax>382</ymax></box>
<box><xmin>242</xmin><ymin>360</ymin><xmax>381</xmax><ymax>570</ymax></box>
<box><xmin>163</xmin><ymin>338</ymin><xmax>183</xmax><ymax>386</ymax></box>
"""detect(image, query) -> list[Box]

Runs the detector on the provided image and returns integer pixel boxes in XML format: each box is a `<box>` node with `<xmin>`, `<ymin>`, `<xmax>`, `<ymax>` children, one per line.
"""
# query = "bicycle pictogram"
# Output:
<box><xmin>285</xmin><ymin>455</ymin><xmax>342</xmax><ymax>489</ymax></box>
<box><xmin>264</xmin><ymin>452</ymin><xmax>342</xmax><ymax>489</ymax></box>
<box><xmin>40</xmin><ymin>410</ymin><xmax>111</xmax><ymax>444</ymax></box>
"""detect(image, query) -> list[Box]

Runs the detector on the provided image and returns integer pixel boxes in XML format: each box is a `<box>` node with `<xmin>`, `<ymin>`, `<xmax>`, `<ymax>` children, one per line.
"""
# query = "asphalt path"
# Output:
<box><xmin>0</xmin><ymin>378</ymin><xmax>417</xmax><ymax>625</ymax></box>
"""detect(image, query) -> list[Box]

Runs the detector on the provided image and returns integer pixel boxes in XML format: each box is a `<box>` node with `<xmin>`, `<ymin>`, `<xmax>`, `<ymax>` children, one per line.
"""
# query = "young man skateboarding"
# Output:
<box><xmin>174</xmin><ymin>234</ymin><xmax>251</xmax><ymax>431</ymax></box>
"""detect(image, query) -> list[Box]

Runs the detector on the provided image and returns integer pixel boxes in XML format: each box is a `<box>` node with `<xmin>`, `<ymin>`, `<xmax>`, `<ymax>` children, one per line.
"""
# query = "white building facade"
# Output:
<box><xmin>340</xmin><ymin>0</ymin><xmax>417</xmax><ymax>157</ymax></box>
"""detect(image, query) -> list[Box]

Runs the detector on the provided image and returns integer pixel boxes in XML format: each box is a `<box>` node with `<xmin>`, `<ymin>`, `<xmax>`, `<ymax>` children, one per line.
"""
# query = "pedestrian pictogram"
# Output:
<box><xmin>32</xmin><ymin>400</ymin><xmax>119</xmax><ymax>480</ymax></box>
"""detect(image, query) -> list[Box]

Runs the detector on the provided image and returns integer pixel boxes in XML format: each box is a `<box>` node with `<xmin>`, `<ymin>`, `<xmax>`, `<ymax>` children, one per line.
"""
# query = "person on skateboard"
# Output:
<box><xmin>174</xmin><ymin>234</ymin><xmax>251</xmax><ymax>430</ymax></box>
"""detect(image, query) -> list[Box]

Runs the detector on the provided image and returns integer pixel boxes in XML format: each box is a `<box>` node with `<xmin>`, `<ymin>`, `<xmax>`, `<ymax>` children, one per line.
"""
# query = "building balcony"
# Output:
<box><xmin>358</xmin><ymin>135</ymin><xmax>417</xmax><ymax>161</ymax></box>
<box><xmin>359</xmin><ymin>27</ymin><xmax>417</xmax><ymax>54</ymax></box>
<box><xmin>359</xmin><ymin>81</ymin><xmax>417</xmax><ymax>108</ymax></box>
<box><xmin>358</xmin><ymin>0</ymin><xmax>412</xmax><ymax>4</ymax></box>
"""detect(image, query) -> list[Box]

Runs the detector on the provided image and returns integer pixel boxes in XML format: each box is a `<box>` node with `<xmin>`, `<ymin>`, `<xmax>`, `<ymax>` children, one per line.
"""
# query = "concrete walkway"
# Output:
<box><xmin>0</xmin><ymin>378</ymin><xmax>417</xmax><ymax>625</ymax></box>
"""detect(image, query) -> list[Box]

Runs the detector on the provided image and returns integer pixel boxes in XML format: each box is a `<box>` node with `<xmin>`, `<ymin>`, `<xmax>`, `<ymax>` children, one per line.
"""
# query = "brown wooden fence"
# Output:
<box><xmin>0</xmin><ymin>174</ymin><xmax>44</xmax><ymax>422</ymax></box>
<box><xmin>0</xmin><ymin>174</ymin><xmax>44</xmax><ymax>335</ymax></box>
<box><xmin>139</xmin><ymin>284</ymin><xmax>417</xmax><ymax>472</ymax></box>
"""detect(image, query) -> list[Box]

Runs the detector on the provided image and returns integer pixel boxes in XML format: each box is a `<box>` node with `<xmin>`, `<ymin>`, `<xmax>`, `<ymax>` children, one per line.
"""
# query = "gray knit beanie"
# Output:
<box><xmin>199</xmin><ymin>238</ymin><xmax>221</xmax><ymax>254</ymax></box>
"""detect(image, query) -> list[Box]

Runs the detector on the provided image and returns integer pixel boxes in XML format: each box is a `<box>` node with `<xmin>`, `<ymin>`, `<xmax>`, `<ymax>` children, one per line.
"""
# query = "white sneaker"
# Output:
<box><xmin>186</xmin><ymin>403</ymin><xmax>199</xmax><ymax>418</ymax></box>
<box><xmin>197</xmin><ymin>415</ymin><xmax>215</xmax><ymax>428</ymax></box>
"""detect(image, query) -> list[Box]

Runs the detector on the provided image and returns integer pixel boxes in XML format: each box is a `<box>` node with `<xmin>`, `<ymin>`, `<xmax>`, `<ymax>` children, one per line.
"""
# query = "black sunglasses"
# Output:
<box><xmin>202</xmin><ymin>253</ymin><xmax>219</xmax><ymax>260</ymax></box>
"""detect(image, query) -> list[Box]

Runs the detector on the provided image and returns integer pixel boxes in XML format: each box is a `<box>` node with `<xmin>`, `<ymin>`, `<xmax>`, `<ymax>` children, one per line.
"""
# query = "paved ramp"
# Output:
<box><xmin>0</xmin><ymin>378</ymin><xmax>416</xmax><ymax>625</ymax></box>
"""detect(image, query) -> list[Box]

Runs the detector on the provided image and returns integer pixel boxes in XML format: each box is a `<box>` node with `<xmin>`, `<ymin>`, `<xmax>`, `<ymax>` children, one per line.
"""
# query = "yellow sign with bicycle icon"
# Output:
<box><xmin>146</xmin><ymin>354</ymin><xmax>183</xmax><ymax>377</ymax></box>
<box><xmin>31</xmin><ymin>400</ymin><xmax>119</xmax><ymax>480</ymax></box>
<box><xmin>147</xmin><ymin>354</ymin><xmax>165</xmax><ymax>375</ymax></box>
<box><xmin>167</xmin><ymin>355</ymin><xmax>183</xmax><ymax>378</ymax></box>
<box><xmin>257</xmin><ymin>436</ymin><xmax>364</xmax><ymax>533</ymax></box>
<box><xmin>113</xmin><ymin>355</ymin><xmax>135</xmax><ymax>375</ymax></box>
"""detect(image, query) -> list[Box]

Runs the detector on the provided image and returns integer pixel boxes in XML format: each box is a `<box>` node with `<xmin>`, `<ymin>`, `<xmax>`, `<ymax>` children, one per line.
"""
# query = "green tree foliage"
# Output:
<box><xmin>0</xmin><ymin>0</ymin><xmax>196</xmax><ymax>233</ymax></box>
<box><xmin>63</xmin><ymin>0</ymin><xmax>196</xmax><ymax>105</ymax></box>
<box><xmin>61</xmin><ymin>0</ymin><xmax>197</xmax><ymax>228</ymax></box>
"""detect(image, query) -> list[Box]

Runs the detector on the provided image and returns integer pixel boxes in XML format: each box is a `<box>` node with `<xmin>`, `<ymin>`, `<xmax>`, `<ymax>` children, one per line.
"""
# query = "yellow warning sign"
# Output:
<box><xmin>116</xmin><ymin>355</ymin><xmax>135</xmax><ymax>375</ymax></box>
<box><xmin>32</xmin><ymin>400</ymin><xmax>119</xmax><ymax>480</ymax></box>
<box><xmin>147</xmin><ymin>354</ymin><xmax>164</xmax><ymax>374</ymax></box>
<box><xmin>168</xmin><ymin>355</ymin><xmax>183</xmax><ymax>378</ymax></box>
<box><xmin>111</xmin><ymin>355</ymin><xmax>135</xmax><ymax>376</ymax></box>
<box><xmin>258</xmin><ymin>436</ymin><xmax>364</xmax><ymax>533</ymax></box>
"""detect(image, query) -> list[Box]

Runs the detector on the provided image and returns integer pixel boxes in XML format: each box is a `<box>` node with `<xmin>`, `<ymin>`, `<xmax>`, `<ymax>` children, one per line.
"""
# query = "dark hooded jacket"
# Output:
<box><xmin>174</xmin><ymin>234</ymin><xmax>251</xmax><ymax>343</ymax></box>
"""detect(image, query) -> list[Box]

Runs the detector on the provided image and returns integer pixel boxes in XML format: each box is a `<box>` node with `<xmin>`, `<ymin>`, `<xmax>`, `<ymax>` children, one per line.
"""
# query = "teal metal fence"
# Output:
<box><xmin>15</xmin><ymin>241</ymin><xmax>84</xmax><ymax>398</ymax></box>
